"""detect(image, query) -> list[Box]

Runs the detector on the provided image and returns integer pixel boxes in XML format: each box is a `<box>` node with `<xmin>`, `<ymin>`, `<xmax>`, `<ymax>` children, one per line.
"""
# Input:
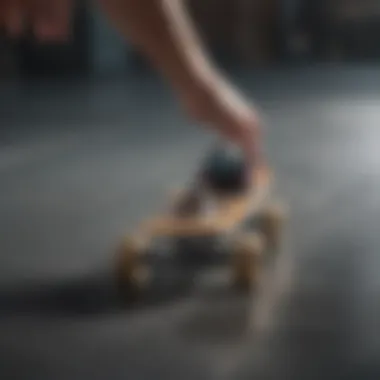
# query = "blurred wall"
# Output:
<box><xmin>90</xmin><ymin>5</ymin><xmax>130</xmax><ymax>75</ymax></box>
<box><xmin>5</xmin><ymin>3</ymin><xmax>132</xmax><ymax>79</ymax></box>
<box><xmin>15</xmin><ymin>2</ymin><xmax>91</xmax><ymax>79</ymax></box>
<box><xmin>129</xmin><ymin>0</ymin><xmax>286</xmax><ymax>70</ymax></box>
<box><xmin>2</xmin><ymin>0</ymin><xmax>380</xmax><ymax>80</ymax></box>
<box><xmin>181</xmin><ymin>0</ymin><xmax>283</xmax><ymax>66</ymax></box>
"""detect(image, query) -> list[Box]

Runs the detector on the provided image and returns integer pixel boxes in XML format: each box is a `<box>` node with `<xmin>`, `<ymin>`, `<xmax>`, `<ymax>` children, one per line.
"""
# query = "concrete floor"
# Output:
<box><xmin>1</xmin><ymin>66</ymin><xmax>380</xmax><ymax>379</ymax></box>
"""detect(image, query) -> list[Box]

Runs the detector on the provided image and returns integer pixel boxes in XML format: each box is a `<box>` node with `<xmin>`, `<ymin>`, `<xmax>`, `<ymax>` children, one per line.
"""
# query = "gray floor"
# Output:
<box><xmin>1</xmin><ymin>66</ymin><xmax>380</xmax><ymax>380</ymax></box>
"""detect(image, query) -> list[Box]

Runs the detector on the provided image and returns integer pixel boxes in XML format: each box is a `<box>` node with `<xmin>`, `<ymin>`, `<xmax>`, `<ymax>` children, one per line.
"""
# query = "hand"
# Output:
<box><xmin>181</xmin><ymin>75</ymin><xmax>263</xmax><ymax>182</ymax></box>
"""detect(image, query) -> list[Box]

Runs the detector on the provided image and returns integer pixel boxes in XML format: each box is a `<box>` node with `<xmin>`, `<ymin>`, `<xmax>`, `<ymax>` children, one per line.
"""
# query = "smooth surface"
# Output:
<box><xmin>1</xmin><ymin>66</ymin><xmax>380</xmax><ymax>379</ymax></box>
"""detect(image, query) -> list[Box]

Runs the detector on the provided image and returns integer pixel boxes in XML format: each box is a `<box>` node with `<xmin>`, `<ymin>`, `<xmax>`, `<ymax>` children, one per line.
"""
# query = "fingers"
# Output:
<box><xmin>242</xmin><ymin>126</ymin><xmax>262</xmax><ymax>186</ymax></box>
<box><xmin>220</xmin><ymin>111</ymin><xmax>262</xmax><ymax>169</ymax></box>
<box><xmin>244</xmin><ymin>117</ymin><xmax>262</xmax><ymax>167</ymax></box>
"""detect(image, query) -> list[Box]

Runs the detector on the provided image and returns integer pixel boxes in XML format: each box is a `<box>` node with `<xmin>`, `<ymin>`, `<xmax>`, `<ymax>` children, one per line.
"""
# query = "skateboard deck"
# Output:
<box><xmin>138</xmin><ymin>165</ymin><xmax>273</xmax><ymax>240</ymax></box>
<box><xmin>116</xmin><ymin>165</ymin><xmax>285</xmax><ymax>295</ymax></box>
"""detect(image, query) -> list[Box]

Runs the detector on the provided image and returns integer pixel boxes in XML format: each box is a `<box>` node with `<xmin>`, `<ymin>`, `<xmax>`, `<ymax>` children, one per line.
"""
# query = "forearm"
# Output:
<box><xmin>97</xmin><ymin>0</ymin><xmax>260</xmax><ymax>166</ymax></box>
<box><xmin>97</xmin><ymin>0</ymin><xmax>221</xmax><ymax>95</ymax></box>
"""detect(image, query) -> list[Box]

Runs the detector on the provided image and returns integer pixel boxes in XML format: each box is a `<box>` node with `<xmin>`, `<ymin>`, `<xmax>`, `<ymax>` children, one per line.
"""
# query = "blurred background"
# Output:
<box><xmin>1</xmin><ymin>1</ymin><xmax>380</xmax><ymax>380</ymax></box>
<box><xmin>2</xmin><ymin>0</ymin><xmax>380</xmax><ymax>79</ymax></box>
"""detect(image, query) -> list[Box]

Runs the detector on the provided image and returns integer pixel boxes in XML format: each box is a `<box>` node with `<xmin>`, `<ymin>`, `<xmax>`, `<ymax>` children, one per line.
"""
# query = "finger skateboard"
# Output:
<box><xmin>114</xmin><ymin>165</ymin><xmax>287</xmax><ymax>298</ymax></box>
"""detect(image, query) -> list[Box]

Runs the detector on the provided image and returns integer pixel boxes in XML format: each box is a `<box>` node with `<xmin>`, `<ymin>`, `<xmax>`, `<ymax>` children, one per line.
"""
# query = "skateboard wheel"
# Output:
<box><xmin>231</xmin><ymin>232</ymin><xmax>264</xmax><ymax>291</ymax></box>
<box><xmin>260</xmin><ymin>202</ymin><xmax>287</xmax><ymax>251</ymax></box>
<box><xmin>115</xmin><ymin>236</ymin><xmax>150</xmax><ymax>297</ymax></box>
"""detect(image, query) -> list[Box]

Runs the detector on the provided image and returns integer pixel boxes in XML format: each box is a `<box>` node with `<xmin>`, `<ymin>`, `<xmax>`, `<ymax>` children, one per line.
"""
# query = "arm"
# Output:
<box><xmin>97</xmin><ymin>0</ymin><xmax>220</xmax><ymax>100</ymax></box>
<box><xmin>1</xmin><ymin>0</ymin><xmax>262</xmax><ymax>169</ymax></box>
<box><xmin>97</xmin><ymin>0</ymin><xmax>262</xmax><ymax>168</ymax></box>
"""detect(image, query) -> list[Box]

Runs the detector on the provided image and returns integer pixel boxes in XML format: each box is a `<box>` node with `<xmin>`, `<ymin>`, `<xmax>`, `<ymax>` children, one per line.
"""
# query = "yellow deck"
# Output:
<box><xmin>138</xmin><ymin>166</ymin><xmax>273</xmax><ymax>238</ymax></box>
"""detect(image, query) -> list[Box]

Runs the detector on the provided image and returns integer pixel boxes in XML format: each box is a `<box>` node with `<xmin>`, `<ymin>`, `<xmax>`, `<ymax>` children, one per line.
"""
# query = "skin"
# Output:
<box><xmin>1</xmin><ymin>0</ymin><xmax>263</xmax><ymax>177</ymax></box>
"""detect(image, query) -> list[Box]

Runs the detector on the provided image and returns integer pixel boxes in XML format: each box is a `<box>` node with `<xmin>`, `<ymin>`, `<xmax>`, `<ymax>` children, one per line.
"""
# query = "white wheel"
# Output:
<box><xmin>231</xmin><ymin>232</ymin><xmax>264</xmax><ymax>291</ymax></box>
